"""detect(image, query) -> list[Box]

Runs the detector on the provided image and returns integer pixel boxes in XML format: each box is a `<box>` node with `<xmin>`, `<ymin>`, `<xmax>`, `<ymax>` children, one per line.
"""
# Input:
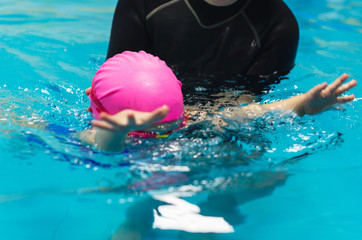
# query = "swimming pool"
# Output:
<box><xmin>0</xmin><ymin>0</ymin><xmax>361</xmax><ymax>239</ymax></box>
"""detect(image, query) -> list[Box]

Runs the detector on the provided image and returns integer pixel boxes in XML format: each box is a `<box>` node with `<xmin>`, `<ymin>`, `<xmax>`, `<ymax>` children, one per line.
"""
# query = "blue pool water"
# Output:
<box><xmin>0</xmin><ymin>0</ymin><xmax>361</xmax><ymax>239</ymax></box>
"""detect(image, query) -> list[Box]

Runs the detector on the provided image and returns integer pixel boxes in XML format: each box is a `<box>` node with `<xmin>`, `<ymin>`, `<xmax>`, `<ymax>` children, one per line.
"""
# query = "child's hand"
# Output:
<box><xmin>300</xmin><ymin>73</ymin><xmax>357</xmax><ymax>115</ymax></box>
<box><xmin>85</xmin><ymin>87</ymin><xmax>92</xmax><ymax>113</ymax></box>
<box><xmin>88</xmin><ymin>106</ymin><xmax>169</xmax><ymax>152</ymax></box>
<box><xmin>92</xmin><ymin>105</ymin><xmax>170</xmax><ymax>133</ymax></box>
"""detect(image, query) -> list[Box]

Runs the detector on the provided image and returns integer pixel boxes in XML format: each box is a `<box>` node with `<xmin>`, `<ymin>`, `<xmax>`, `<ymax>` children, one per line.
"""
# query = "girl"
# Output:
<box><xmin>83</xmin><ymin>51</ymin><xmax>357</xmax><ymax>152</ymax></box>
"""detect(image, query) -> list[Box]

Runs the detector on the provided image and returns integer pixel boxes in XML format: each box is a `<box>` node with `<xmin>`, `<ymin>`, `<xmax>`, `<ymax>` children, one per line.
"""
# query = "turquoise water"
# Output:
<box><xmin>0</xmin><ymin>0</ymin><xmax>361</xmax><ymax>239</ymax></box>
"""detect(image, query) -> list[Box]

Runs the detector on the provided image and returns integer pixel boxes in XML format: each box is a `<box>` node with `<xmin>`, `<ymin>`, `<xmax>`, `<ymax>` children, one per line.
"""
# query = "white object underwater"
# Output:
<box><xmin>152</xmin><ymin>194</ymin><xmax>234</xmax><ymax>233</ymax></box>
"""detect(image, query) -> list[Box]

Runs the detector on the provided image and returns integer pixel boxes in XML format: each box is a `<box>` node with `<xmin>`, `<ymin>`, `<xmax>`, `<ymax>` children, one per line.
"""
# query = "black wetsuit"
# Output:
<box><xmin>107</xmin><ymin>0</ymin><xmax>299</xmax><ymax>79</ymax></box>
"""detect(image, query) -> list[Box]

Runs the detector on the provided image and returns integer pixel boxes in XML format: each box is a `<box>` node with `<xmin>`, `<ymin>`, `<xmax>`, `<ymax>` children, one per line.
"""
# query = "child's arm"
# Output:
<box><xmin>240</xmin><ymin>74</ymin><xmax>357</xmax><ymax>116</ymax></box>
<box><xmin>82</xmin><ymin>106</ymin><xmax>169</xmax><ymax>152</ymax></box>
<box><xmin>82</xmin><ymin>74</ymin><xmax>356</xmax><ymax>151</ymax></box>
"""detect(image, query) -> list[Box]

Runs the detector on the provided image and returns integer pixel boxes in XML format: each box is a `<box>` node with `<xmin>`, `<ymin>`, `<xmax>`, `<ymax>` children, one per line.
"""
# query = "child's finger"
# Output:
<box><xmin>334</xmin><ymin>80</ymin><xmax>357</xmax><ymax>96</ymax></box>
<box><xmin>127</xmin><ymin>113</ymin><xmax>137</xmax><ymax>127</ymax></box>
<box><xmin>337</xmin><ymin>94</ymin><xmax>355</xmax><ymax>103</ymax></box>
<box><xmin>148</xmin><ymin>105</ymin><xmax>169</xmax><ymax>122</ymax></box>
<box><xmin>327</xmin><ymin>73</ymin><xmax>349</xmax><ymax>93</ymax></box>
<box><xmin>85</xmin><ymin>87</ymin><xmax>91</xmax><ymax>96</ymax></box>
<box><xmin>132</xmin><ymin>107</ymin><xmax>168</xmax><ymax>129</ymax></box>
<box><xmin>99</xmin><ymin>112</ymin><xmax>129</xmax><ymax>127</ymax></box>
<box><xmin>92</xmin><ymin>120</ymin><xmax>115</xmax><ymax>130</ymax></box>
<box><xmin>308</xmin><ymin>82</ymin><xmax>328</xmax><ymax>96</ymax></box>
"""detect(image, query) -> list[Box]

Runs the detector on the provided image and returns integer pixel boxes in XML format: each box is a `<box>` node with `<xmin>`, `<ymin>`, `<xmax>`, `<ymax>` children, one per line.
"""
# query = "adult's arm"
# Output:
<box><xmin>245</xmin><ymin>1</ymin><xmax>299</xmax><ymax>78</ymax></box>
<box><xmin>107</xmin><ymin>0</ymin><xmax>149</xmax><ymax>59</ymax></box>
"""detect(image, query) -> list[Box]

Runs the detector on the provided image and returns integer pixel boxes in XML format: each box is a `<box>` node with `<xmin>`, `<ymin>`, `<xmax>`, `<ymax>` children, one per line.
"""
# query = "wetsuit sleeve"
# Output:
<box><xmin>107</xmin><ymin>0</ymin><xmax>149</xmax><ymax>59</ymax></box>
<box><xmin>246</xmin><ymin>3</ymin><xmax>299</xmax><ymax>78</ymax></box>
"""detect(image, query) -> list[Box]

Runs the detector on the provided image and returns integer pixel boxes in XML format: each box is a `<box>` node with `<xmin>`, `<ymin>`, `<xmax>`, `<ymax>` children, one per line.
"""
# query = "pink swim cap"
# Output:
<box><xmin>89</xmin><ymin>51</ymin><xmax>184</xmax><ymax>123</ymax></box>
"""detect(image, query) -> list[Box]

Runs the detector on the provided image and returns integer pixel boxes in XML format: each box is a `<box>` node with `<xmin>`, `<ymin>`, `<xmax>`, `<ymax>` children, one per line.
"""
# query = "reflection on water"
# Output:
<box><xmin>109</xmin><ymin>170</ymin><xmax>288</xmax><ymax>239</ymax></box>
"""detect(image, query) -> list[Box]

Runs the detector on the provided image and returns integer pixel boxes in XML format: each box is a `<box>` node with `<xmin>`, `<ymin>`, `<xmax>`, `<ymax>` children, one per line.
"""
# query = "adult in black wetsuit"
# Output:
<box><xmin>106</xmin><ymin>0</ymin><xmax>299</xmax><ymax>79</ymax></box>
